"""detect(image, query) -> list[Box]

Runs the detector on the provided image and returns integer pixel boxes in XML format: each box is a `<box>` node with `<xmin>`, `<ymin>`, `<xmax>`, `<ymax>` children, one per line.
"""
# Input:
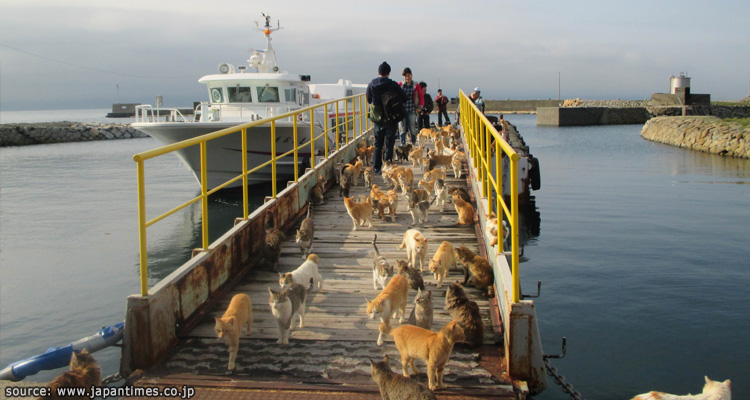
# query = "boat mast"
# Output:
<box><xmin>250</xmin><ymin>13</ymin><xmax>282</xmax><ymax>73</ymax></box>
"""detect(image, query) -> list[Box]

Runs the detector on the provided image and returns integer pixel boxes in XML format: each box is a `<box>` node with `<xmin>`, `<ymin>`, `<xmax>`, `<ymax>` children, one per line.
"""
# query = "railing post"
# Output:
<box><xmin>495</xmin><ymin>139</ymin><xmax>502</xmax><ymax>253</ymax></box>
<box><xmin>136</xmin><ymin>159</ymin><xmax>148</xmax><ymax>297</ymax></box>
<box><xmin>293</xmin><ymin>116</ymin><xmax>299</xmax><ymax>182</ymax></box>
<box><xmin>510</xmin><ymin>153</ymin><xmax>520</xmax><ymax>303</ymax></box>
<box><xmin>310</xmin><ymin>112</ymin><xmax>316</xmax><ymax>168</ymax></box>
<box><xmin>271</xmin><ymin>120</ymin><xmax>277</xmax><ymax>198</ymax></box>
<box><xmin>242</xmin><ymin>128</ymin><xmax>249</xmax><ymax>219</ymax></box>
<box><xmin>200</xmin><ymin>141</ymin><xmax>209</xmax><ymax>250</ymax></box>
<box><xmin>335</xmin><ymin>101</ymin><xmax>341</xmax><ymax>146</ymax></box>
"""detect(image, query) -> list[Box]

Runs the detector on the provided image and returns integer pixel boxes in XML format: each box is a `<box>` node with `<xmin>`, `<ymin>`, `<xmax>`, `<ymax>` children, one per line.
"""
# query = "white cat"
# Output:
<box><xmin>279</xmin><ymin>254</ymin><xmax>323</xmax><ymax>291</ymax></box>
<box><xmin>268</xmin><ymin>280</ymin><xmax>313</xmax><ymax>345</ymax></box>
<box><xmin>631</xmin><ymin>376</ymin><xmax>731</xmax><ymax>400</ymax></box>
<box><xmin>397</xmin><ymin>229</ymin><xmax>429</xmax><ymax>272</ymax></box>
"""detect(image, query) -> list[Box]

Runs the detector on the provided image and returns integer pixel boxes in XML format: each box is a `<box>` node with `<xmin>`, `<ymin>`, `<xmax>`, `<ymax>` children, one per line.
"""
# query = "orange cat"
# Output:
<box><xmin>366</xmin><ymin>275</ymin><xmax>409</xmax><ymax>346</ymax></box>
<box><xmin>418</xmin><ymin>177</ymin><xmax>437</xmax><ymax>195</ymax></box>
<box><xmin>344</xmin><ymin>158</ymin><xmax>364</xmax><ymax>186</ymax></box>
<box><xmin>409</xmin><ymin>146</ymin><xmax>424</xmax><ymax>167</ymax></box>
<box><xmin>453</xmin><ymin>194</ymin><xmax>475</xmax><ymax>225</ymax></box>
<box><xmin>214</xmin><ymin>293</ymin><xmax>253</xmax><ymax>370</ymax></box>
<box><xmin>398</xmin><ymin>229</ymin><xmax>429</xmax><ymax>272</ymax></box>
<box><xmin>423</xmin><ymin>168</ymin><xmax>446</xmax><ymax>182</ymax></box>
<box><xmin>343</xmin><ymin>196</ymin><xmax>373</xmax><ymax>230</ymax></box>
<box><xmin>46</xmin><ymin>349</ymin><xmax>101</xmax><ymax>399</ymax></box>
<box><xmin>397</xmin><ymin>168</ymin><xmax>414</xmax><ymax>196</ymax></box>
<box><xmin>429</xmin><ymin>241</ymin><xmax>457</xmax><ymax>288</ymax></box>
<box><xmin>380</xmin><ymin>320</ymin><xmax>466</xmax><ymax>391</ymax></box>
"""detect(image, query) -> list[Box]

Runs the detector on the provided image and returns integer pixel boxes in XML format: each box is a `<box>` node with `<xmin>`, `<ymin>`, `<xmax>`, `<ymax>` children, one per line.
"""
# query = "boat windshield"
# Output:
<box><xmin>257</xmin><ymin>86</ymin><xmax>280</xmax><ymax>102</ymax></box>
<box><xmin>228</xmin><ymin>86</ymin><xmax>252</xmax><ymax>103</ymax></box>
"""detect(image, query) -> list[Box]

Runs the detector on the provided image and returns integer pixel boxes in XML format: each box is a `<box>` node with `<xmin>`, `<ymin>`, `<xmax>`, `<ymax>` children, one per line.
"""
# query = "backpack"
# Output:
<box><xmin>381</xmin><ymin>88</ymin><xmax>407</xmax><ymax>123</ymax></box>
<box><xmin>423</xmin><ymin>93</ymin><xmax>434</xmax><ymax>113</ymax></box>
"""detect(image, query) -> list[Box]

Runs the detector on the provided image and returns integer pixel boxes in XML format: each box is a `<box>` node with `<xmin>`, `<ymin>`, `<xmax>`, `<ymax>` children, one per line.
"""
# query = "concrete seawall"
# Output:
<box><xmin>0</xmin><ymin>122</ymin><xmax>148</xmax><ymax>147</ymax></box>
<box><xmin>641</xmin><ymin>116</ymin><xmax>750</xmax><ymax>159</ymax></box>
<box><xmin>537</xmin><ymin>102</ymin><xmax>750</xmax><ymax>126</ymax></box>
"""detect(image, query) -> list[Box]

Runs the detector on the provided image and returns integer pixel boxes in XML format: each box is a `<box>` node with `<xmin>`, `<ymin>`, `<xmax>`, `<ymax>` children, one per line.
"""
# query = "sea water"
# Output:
<box><xmin>1</xmin><ymin>111</ymin><xmax>748</xmax><ymax>399</ymax></box>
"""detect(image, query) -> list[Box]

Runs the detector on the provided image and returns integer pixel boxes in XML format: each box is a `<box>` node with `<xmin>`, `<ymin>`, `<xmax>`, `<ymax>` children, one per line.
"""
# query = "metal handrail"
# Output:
<box><xmin>133</xmin><ymin>93</ymin><xmax>369</xmax><ymax>296</ymax></box>
<box><xmin>459</xmin><ymin>90</ymin><xmax>522</xmax><ymax>303</ymax></box>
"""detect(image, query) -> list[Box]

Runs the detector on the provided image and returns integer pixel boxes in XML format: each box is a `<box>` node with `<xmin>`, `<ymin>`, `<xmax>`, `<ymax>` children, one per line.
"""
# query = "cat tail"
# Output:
<box><xmin>307</xmin><ymin>277</ymin><xmax>314</xmax><ymax>294</ymax></box>
<box><xmin>306</xmin><ymin>201</ymin><xmax>312</xmax><ymax>218</ymax></box>
<box><xmin>430</xmin><ymin>195</ymin><xmax>438</xmax><ymax>205</ymax></box>
<box><xmin>372</xmin><ymin>234</ymin><xmax>381</xmax><ymax>256</ymax></box>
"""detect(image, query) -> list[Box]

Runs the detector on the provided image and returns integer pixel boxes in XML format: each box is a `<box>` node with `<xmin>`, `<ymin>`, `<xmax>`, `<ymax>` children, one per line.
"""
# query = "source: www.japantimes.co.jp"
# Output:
<box><xmin>5</xmin><ymin>385</ymin><xmax>196</xmax><ymax>399</ymax></box>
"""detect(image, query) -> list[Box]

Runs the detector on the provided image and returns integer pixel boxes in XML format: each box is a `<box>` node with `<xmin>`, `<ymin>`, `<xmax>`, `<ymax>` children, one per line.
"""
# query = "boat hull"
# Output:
<box><xmin>132</xmin><ymin>121</ymin><xmax>333</xmax><ymax>189</ymax></box>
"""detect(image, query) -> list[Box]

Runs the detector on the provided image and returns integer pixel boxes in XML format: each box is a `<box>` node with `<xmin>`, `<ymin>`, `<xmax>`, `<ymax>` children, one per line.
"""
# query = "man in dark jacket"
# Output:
<box><xmin>366</xmin><ymin>61</ymin><xmax>407</xmax><ymax>173</ymax></box>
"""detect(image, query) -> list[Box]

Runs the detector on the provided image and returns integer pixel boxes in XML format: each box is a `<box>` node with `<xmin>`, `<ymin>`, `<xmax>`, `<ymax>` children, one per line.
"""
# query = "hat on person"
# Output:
<box><xmin>474</xmin><ymin>87</ymin><xmax>481</xmax><ymax>92</ymax></box>
<box><xmin>378</xmin><ymin>62</ymin><xmax>391</xmax><ymax>76</ymax></box>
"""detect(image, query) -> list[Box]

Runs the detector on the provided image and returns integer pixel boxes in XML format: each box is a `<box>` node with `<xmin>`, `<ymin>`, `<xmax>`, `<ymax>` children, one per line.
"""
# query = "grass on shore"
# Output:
<box><xmin>720</xmin><ymin>118</ymin><xmax>750</xmax><ymax>129</ymax></box>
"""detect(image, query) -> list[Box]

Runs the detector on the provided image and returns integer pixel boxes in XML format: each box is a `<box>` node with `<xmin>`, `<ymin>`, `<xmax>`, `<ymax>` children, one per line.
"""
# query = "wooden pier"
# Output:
<box><xmin>132</xmin><ymin>156</ymin><xmax>516</xmax><ymax>399</ymax></box>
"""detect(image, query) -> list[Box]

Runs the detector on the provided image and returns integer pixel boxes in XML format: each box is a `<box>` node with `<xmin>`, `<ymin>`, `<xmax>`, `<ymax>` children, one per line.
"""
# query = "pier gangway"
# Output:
<box><xmin>122</xmin><ymin>91</ymin><xmax>545</xmax><ymax>399</ymax></box>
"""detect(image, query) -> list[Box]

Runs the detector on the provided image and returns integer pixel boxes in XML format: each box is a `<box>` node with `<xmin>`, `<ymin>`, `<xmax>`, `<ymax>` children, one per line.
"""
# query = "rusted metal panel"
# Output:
<box><xmin>508</xmin><ymin>301</ymin><xmax>548</xmax><ymax>395</ymax></box>
<box><xmin>178</xmin><ymin>264</ymin><xmax>209</xmax><ymax>320</ymax></box>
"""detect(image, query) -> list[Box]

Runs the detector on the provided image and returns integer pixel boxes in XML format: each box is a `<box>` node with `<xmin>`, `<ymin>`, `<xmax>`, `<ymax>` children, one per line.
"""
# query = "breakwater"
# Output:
<box><xmin>537</xmin><ymin>103</ymin><xmax>750</xmax><ymax>126</ymax></box>
<box><xmin>0</xmin><ymin>122</ymin><xmax>147</xmax><ymax>147</ymax></box>
<box><xmin>641</xmin><ymin>116</ymin><xmax>750</xmax><ymax>159</ymax></box>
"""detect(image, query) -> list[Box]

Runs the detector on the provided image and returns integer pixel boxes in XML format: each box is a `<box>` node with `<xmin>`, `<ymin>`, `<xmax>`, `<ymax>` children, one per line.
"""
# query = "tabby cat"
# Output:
<box><xmin>397</xmin><ymin>260</ymin><xmax>425</xmax><ymax>291</ymax></box>
<box><xmin>454</xmin><ymin>245</ymin><xmax>495</xmax><ymax>297</ymax></box>
<box><xmin>295</xmin><ymin>203</ymin><xmax>314</xmax><ymax>259</ymax></box>
<box><xmin>46</xmin><ymin>349</ymin><xmax>101</xmax><ymax>399</ymax></box>
<box><xmin>263</xmin><ymin>212</ymin><xmax>286</xmax><ymax>272</ymax></box>
<box><xmin>268</xmin><ymin>278</ymin><xmax>313</xmax><ymax>345</ymax></box>
<box><xmin>370</xmin><ymin>354</ymin><xmax>437</xmax><ymax>400</ymax></box>
<box><xmin>445</xmin><ymin>283</ymin><xmax>484</xmax><ymax>348</ymax></box>
<box><xmin>372</xmin><ymin>234</ymin><xmax>394</xmax><ymax>290</ymax></box>
<box><xmin>406</xmin><ymin>288</ymin><xmax>434</xmax><ymax>330</ymax></box>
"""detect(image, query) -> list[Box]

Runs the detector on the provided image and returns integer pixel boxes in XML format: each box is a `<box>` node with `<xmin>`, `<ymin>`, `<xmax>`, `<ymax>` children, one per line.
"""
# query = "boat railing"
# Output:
<box><xmin>459</xmin><ymin>90</ymin><xmax>522</xmax><ymax>303</ymax></box>
<box><xmin>132</xmin><ymin>93</ymin><xmax>369</xmax><ymax>296</ymax></box>
<box><xmin>134</xmin><ymin>104</ymin><xmax>192</xmax><ymax>123</ymax></box>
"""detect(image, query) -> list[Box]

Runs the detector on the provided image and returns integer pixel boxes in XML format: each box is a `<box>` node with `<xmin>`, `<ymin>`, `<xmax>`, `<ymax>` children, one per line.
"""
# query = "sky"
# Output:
<box><xmin>1</xmin><ymin>0</ymin><xmax>749</xmax><ymax>111</ymax></box>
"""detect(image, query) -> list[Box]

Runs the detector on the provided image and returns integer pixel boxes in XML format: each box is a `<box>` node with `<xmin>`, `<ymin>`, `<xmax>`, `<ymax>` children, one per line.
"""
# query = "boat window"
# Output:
<box><xmin>210</xmin><ymin>87</ymin><xmax>224</xmax><ymax>103</ymax></box>
<box><xmin>284</xmin><ymin>88</ymin><xmax>297</xmax><ymax>103</ymax></box>
<box><xmin>228</xmin><ymin>86</ymin><xmax>252</xmax><ymax>103</ymax></box>
<box><xmin>257</xmin><ymin>86</ymin><xmax>280</xmax><ymax>103</ymax></box>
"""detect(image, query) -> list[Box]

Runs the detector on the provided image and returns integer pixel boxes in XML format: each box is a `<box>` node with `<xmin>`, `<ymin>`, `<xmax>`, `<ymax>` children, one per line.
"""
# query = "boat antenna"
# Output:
<box><xmin>250</xmin><ymin>13</ymin><xmax>282</xmax><ymax>73</ymax></box>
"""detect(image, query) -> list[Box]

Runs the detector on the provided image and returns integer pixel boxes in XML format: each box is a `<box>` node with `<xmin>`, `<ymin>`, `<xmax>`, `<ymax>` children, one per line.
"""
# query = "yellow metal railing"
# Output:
<box><xmin>133</xmin><ymin>94</ymin><xmax>370</xmax><ymax>296</ymax></box>
<box><xmin>459</xmin><ymin>90</ymin><xmax>522</xmax><ymax>303</ymax></box>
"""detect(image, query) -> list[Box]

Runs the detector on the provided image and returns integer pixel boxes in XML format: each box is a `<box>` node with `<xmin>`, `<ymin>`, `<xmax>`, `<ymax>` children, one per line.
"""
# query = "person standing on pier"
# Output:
<box><xmin>398</xmin><ymin>67</ymin><xmax>424</xmax><ymax>145</ymax></box>
<box><xmin>366</xmin><ymin>61</ymin><xmax>407</xmax><ymax>174</ymax></box>
<box><xmin>470</xmin><ymin>88</ymin><xmax>485</xmax><ymax>114</ymax></box>
<box><xmin>417</xmin><ymin>82</ymin><xmax>433</xmax><ymax>131</ymax></box>
<box><xmin>435</xmin><ymin>89</ymin><xmax>451</xmax><ymax>126</ymax></box>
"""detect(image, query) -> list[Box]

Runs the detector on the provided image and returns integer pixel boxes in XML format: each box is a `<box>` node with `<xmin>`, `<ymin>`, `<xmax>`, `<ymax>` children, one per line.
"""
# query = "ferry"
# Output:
<box><xmin>131</xmin><ymin>14</ymin><xmax>365</xmax><ymax>189</ymax></box>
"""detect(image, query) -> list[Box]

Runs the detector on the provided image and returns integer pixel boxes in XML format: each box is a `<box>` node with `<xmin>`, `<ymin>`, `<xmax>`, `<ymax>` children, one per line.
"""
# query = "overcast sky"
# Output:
<box><xmin>1</xmin><ymin>0</ymin><xmax>748</xmax><ymax>111</ymax></box>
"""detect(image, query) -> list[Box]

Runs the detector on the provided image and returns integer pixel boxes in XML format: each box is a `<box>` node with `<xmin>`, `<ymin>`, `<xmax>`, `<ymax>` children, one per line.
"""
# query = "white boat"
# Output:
<box><xmin>131</xmin><ymin>14</ymin><xmax>365</xmax><ymax>189</ymax></box>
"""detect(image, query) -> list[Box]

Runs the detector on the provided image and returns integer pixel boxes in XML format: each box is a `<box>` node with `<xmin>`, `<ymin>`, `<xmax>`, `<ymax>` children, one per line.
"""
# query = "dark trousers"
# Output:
<box><xmin>437</xmin><ymin>109</ymin><xmax>451</xmax><ymax>126</ymax></box>
<box><xmin>372</xmin><ymin>122</ymin><xmax>397</xmax><ymax>172</ymax></box>
<box><xmin>417</xmin><ymin>113</ymin><xmax>430</xmax><ymax>130</ymax></box>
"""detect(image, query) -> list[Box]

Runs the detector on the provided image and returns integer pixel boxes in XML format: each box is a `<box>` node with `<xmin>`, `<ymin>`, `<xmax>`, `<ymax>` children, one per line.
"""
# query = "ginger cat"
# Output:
<box><xmin>486</xmin><ymin>212</ymin><xmax>510</xmax><ymax>249</ymax></box>
<box><xmin>214</xmin><ymin>293</ymin><xmax>253</xmax><ymax>370</ymax></box>
<box><xmin>409</xmin><ymin>146</ymin><xmax>424</xmax><ymax>167</ymax></box>
<box><xmin>386</xmin><ymin>189</ymin><xmax>400</xmax><ymax>220</ymax></box>
<box><xmin>366</xmin><ymin>274</ymin><xmax>409</xmax><ymax>346</ymax></box>
<box><xmin>398</xmin><ymin>229</ymin><xmax>428</xmax><ymax>272</ymax></box>
<box><xmin>423</xmin><ymin>167</ymin><xmax>446</xmax><ymax>182</ymax></box>
<box><xmin>451</xmin><ymin>155</ymin><xmax>463</xmax><ymax>179</ymax></box>
<box><xmin>454</xmin><ymin>245</ymin><xmax>495</xmax><ymax>297</ymax></box>
<box><xmin>453</xmin><ymin>194</ymin><xmax>475</xmax><ymax>225</ymax></box>
<box><xmin>418</xmin><ymin>177</ymin><xmax>437</xmax><ymax>195</ymax></box>
<box><xmin>263</xmin><ymin>212</ymin><xmax>286</xmax><ymax>272</ymax></box>
<box><xmin>46</xmin><ymin>349</ymin><xmax>101</xmax><ymax>399</ymax></box>
<box><xmin>370</xmin><ymin>184</ymin><xmax>392</xmax><ymax>221</ymax></box>
<box><xmin>364</xmin><ymin>166</ymin><xmax>374</xmax><ymax>189</ymax></box>
<box><xmin>343</xmin><ymin>196</ymin><xmax>373</xmax><ymax>230</ymax></box>
<box><xmin>429</xmin><ymin>241</ymin><xmax>457</xmax><ymax>288</ymax></box>
<box><xmin>310</xmin><ymin>173</ymin><xmax>326</xmax><ymax>205</ymax></box>
<box><xmin>397</xmin><ymin>168</ymin><xmax>414</xmax><ymax>196</ymax></box>
<box><xmin>344</xmin><ymin>158</ymin><xmax>364</xmax><ymax>186</ymax></box>
<box><xmin>380</xmin><ymin>320</ymin><xmax>466</xmax><ymax>391</ymax></box>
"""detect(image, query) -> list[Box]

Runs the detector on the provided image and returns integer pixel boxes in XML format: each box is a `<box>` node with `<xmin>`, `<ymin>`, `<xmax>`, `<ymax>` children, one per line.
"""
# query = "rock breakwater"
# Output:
<box><xmin>641</xmin><ymin>116</ymin><xmax>750</xmax><ymax>159</ymax></box>
<box><xmin>0</xmin><ymin>122</ymin><xmax>148</xmax><ymax>147</ymax></box>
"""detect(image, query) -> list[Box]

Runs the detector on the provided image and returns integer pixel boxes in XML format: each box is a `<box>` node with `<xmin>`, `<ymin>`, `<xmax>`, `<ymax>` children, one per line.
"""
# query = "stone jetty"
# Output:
<box><xmin>641</xmin><ymin>116</ymin><xmax>750</xmax><ymax>159</ymax></box>
<box><xmin>0</xmin><ymin>122</ymin><xmax>148</xmax><ymax>147</ymax></box>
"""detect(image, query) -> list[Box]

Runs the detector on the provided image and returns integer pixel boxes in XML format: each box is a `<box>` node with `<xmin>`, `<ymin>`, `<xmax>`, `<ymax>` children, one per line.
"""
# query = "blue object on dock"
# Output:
<box><xmin>0</xmin><ymin>321</ymin><xmax>124</xmax><ymax>382</ymax></box>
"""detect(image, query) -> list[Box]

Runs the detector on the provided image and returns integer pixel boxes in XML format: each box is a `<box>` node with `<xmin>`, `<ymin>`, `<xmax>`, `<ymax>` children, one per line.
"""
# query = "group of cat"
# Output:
<box><xmin>366</xmin><ymin>230</ymin><xmax>492</xmax><ymax>392</ymax></box>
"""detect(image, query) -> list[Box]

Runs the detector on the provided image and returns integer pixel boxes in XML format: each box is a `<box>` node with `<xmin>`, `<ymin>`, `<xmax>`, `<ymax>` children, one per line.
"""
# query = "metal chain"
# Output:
<box><xmin>101</xmin><ymin>372</ymin><xmax>123</xmax><ymax>386</ymax></box>
<box><xmin>544</xmin><ymin>358</ymin><xmax>584</xmax><ymax>400</ymax></box>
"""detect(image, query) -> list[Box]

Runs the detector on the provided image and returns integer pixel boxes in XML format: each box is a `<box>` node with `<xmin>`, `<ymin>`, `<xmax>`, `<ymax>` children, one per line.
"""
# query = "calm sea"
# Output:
<box><xmin>1</xmin><ymin>111</ymin><xmax>748</xmax><ymax>399</ymax></box>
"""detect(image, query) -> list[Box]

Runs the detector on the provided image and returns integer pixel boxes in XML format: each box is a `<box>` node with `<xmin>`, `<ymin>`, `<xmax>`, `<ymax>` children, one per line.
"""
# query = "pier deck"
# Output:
<box><xmin>132</xmin><ymin>156</ymin><xmax>515</xmax><ymax>399</ymax></box>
